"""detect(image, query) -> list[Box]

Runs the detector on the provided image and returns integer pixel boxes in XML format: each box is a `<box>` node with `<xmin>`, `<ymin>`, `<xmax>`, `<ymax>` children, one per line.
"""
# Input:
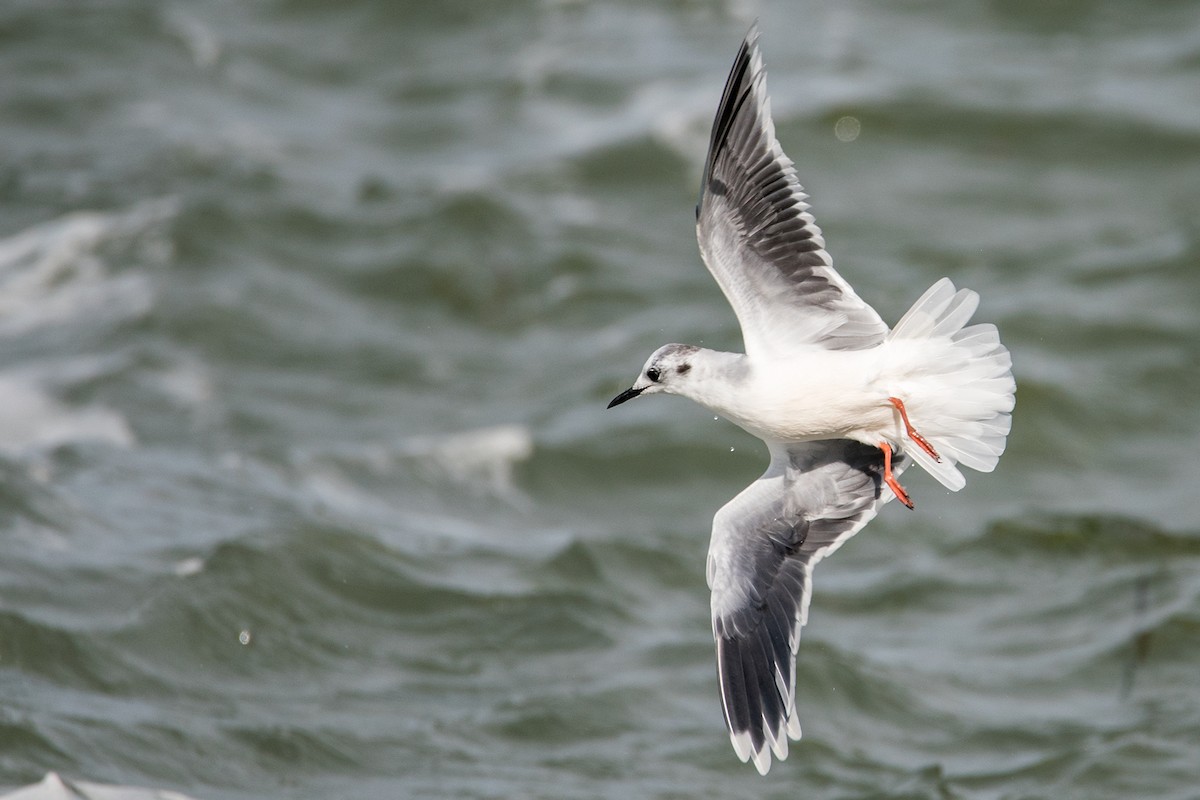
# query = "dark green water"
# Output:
<box><xmin>1</xmin><ymin>1</ymin><xmax>1198</xmax><ymax>798</ymax></box>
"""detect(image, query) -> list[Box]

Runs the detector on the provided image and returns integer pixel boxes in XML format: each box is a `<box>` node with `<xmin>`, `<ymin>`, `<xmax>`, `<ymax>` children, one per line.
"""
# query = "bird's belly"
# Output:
<box><xmin>725</xmin><ymin>370</ymin><xmax>893</xmax><ymax>444</ymax></box>
<box><xmin>734</xmin><ymin>400</ymin><xmax>890</xmax><ymax>444</ymax></box>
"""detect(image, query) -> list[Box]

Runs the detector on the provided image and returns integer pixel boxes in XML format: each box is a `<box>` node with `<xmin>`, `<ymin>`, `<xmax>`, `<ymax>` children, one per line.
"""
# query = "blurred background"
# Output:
<box><xmin>1</xmin><ymin>1</ymin><xmax>1198</xmax><ymax>798</ymax></box>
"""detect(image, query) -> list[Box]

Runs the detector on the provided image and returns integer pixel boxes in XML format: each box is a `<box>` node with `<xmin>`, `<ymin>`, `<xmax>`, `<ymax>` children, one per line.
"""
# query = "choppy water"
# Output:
<box><xmin>2</xmin><ymin>1</ymin><xmax>1198</xmax><ymax>798</ymax></box>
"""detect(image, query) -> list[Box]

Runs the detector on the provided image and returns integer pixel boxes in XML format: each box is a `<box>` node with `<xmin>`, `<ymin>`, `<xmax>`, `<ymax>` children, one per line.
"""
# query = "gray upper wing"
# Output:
<box><xmin>696</xmin><ymin>27</ymin><xmax>887</xmax><ymax>357</ymax></box>
<box><xmin>706</xmin><ymin>439</ymin><xmax>908</xmax><ymax>774</ymax></box>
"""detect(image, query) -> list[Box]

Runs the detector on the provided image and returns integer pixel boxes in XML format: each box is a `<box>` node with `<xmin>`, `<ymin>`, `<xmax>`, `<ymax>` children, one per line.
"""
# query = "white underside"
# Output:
<box><xmin>679</xmin><ymin>278</ymin><xmax>1015</xmax><ymax>492</ymax></box>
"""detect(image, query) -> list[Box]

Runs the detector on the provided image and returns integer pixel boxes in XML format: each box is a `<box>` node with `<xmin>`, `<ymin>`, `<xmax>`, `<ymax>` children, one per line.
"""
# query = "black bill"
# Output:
<box><xmin>607</xmin><ymin>386</ymin><xmax>644</xmax><ymax>408</ymax></box>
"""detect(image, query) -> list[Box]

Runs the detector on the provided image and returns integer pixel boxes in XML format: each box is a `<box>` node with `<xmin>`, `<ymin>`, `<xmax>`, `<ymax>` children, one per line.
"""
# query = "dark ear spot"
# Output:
<box><xmin>676</xmin><ymin>363</ymin><xmax>691</xmax><ymax>375</ymax></box>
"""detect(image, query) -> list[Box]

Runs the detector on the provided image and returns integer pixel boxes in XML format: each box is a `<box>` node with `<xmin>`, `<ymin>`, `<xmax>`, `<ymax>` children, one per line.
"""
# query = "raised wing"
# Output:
<box><xmin>706</xmin><ymin>440</ymin><xmax>908</xmax><ymax>774</ymax></box>
<box><xmin>696</xmin><ymin>26</ymin><xmax>887</xmax><ymax>357</ymax></box>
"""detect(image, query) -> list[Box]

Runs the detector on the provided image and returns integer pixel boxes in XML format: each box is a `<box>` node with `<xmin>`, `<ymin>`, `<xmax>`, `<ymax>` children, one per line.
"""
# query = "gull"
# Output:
<box><xmin>607</xmin><ymin>25</ymin><xmax>1015</xmax><ymax>775</ymax></box>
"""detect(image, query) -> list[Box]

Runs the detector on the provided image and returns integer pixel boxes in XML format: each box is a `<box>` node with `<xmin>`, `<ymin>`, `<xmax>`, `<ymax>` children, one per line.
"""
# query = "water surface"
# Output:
<box><xmin>1</xmin><ymin>1</ymin><xmax>1198</xmax><ymax>798</ymax></box>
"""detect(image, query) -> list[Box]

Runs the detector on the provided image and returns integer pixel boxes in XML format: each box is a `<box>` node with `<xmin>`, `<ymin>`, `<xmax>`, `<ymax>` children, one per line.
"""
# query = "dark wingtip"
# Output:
<box><xmin>698</xmin><ymin>23</ymin><xmax>765</xmax><ymax>217</ymax></box>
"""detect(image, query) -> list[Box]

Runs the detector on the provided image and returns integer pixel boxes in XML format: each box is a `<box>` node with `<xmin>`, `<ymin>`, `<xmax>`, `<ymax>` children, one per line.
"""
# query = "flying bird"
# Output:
<box><xmin>607</xmin><ymin>25</ymin><xmax>1015</xmax><ymax>774</ymax></box>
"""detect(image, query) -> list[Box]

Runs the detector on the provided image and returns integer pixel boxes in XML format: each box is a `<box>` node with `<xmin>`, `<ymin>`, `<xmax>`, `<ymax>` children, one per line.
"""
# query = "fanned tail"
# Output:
<box><xmin>885</xmin><ymin>278</ymin><xmax>1015</xmax><ymax>491</ymax></box>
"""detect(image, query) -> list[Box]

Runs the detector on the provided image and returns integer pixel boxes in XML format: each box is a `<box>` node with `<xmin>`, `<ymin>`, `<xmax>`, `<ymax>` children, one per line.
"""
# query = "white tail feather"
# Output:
<box><xmin>886</xmin><ymin>278</ymin><xmax>1015</xmax><ymax>492</ymax></box>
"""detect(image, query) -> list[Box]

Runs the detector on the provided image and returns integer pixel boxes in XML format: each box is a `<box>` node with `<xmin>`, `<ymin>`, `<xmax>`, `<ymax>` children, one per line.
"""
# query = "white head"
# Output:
<box><xmin>607</xmin><ymin>343</ymin><xmax>702</xmax><ymax>408</ymax></box>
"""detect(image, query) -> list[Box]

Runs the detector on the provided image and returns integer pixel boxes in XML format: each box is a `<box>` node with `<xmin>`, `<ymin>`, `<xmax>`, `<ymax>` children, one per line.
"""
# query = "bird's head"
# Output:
<box><xmin>607</xmin><ymin>343</ymin><xmax>700</xmax><ymax>408</ymax></box>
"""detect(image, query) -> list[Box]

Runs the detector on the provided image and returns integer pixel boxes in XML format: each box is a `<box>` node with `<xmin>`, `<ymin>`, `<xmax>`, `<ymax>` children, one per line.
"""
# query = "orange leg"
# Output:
<box><xmin>879</xmin><ymin>441</ymin><xmax>914</xmax><ymax>509</ymax></box>
<box><xmin>888</xmin><ymin>397</ymin><xmax>940</xmax><ymax>462</ymax></box>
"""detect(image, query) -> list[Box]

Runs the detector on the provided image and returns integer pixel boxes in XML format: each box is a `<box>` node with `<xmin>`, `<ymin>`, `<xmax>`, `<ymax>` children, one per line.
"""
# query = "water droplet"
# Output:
<box><xmin>834</xmin><ymin>115</ymin><xmax>861</xmax><ymax>142</ymax></box>
<box><xmin>174</xmin><ymin>557</ymin><xmax>204</xmax><ymax>577</ymax></box>
<box><xmin>238</xmin><ymin>629</ymin><xmax>252</xmax><ymax>646</ymax></box>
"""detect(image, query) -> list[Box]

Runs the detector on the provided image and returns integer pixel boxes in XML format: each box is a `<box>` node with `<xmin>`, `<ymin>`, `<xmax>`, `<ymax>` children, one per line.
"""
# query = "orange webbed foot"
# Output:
<box><xmin>879</xmin><ymin>441</ymin><xmax>914</xmax><ymax>509</ymax></box>
<box><xmin>888</xmin><ymin>397</ymin><xmax>940</xmax><ymax>462</ymax></box>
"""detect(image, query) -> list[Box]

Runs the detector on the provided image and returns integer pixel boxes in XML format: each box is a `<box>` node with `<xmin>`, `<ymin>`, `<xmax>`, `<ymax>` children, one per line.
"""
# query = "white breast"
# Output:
<box><xmin>690</xmin><ymin>348</ymin><xmax>896</xmax><ymax>445</ymax></box>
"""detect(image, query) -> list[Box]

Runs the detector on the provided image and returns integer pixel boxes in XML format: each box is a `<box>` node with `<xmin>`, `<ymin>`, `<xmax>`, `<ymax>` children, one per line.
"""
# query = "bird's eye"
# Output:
<box><xmin>646</xmin><ymin>367</ymin><xmax>661</xmax><ymax>382</ymax></box>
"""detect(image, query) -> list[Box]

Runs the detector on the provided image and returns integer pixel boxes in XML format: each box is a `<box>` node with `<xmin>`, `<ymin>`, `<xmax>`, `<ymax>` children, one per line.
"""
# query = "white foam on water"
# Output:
<box><xmin>0</xmin><ymin>372</ymin><xmax>134</xmax><ymax>454</ymax></box>
<box><xmin>163</xmin><ymin>9</ymin><xmax>221</xmax><ymax>70</ymax></box>
<box><xmin>0</xmin><ymin>198</ymin><xmax>178</xmax><ymax>336</ymax></box>
<box><xmin>0</xmin><ymin>771</ymin><xmax>201</xmax><ymax>800</ymax></box>
<box><xmin>402</xmin><ymin>423</ymin><xmax>534</xmax><ymax>506</ymax></box>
